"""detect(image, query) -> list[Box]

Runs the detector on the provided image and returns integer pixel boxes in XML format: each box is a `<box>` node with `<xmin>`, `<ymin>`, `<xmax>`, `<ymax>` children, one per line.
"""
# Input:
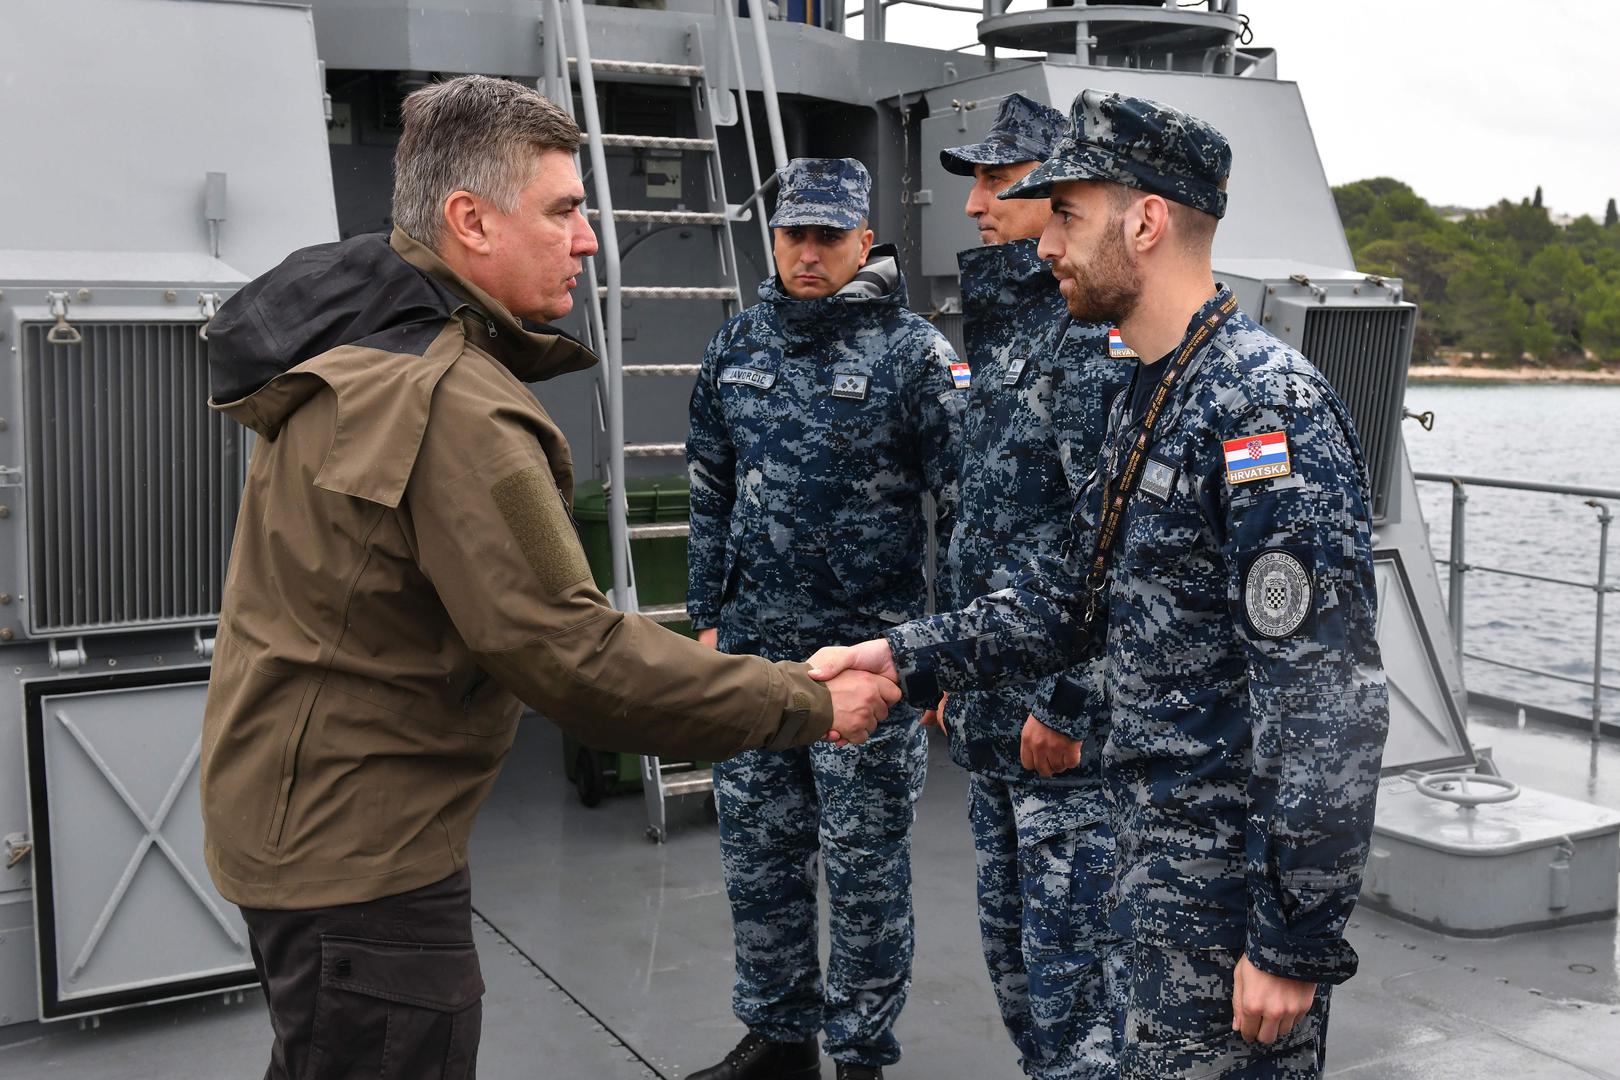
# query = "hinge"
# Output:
<box><xmin>197</xmin><ymin>292</ymin><xmax>222</xmax><ymax>341</ymax></box>
<box><xmin>45</xmin><ymin>291</ymin><xmax>82</xmax><ymax>346</ymax></box>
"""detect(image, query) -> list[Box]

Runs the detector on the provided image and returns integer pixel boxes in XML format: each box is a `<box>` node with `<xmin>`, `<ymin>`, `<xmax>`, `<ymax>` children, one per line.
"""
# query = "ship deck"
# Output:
<box><xmin>4</xmin><ymin>705</ymin><xmax>1618</xmax><ymax>1079</ymax></box>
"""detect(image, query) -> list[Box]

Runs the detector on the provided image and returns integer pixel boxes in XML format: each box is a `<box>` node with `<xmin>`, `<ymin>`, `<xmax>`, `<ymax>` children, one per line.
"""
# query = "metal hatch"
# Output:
<box><xmin>24</xmin><ymin>672</ymin><xmax>254</xmax><ymax>1020</ymax></box>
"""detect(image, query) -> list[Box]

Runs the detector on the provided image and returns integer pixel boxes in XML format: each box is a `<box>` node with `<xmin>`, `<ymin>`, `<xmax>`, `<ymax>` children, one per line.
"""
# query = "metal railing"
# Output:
<box><xmin>1415</xmin><ymin>471</ymin><xmax>1617</xmax><ymax>745</ymax></box>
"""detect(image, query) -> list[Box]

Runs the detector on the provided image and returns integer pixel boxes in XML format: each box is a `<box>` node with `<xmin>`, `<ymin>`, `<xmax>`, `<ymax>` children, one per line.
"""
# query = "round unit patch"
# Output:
<box><xmin>1243</xmin><ymin>549</ymin><xmax>1313</xmax><ymax>639</ymax></box>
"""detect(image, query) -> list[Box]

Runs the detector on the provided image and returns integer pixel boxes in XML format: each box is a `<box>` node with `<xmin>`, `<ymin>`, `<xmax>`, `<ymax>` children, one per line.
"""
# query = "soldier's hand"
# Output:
<box><xmin>824</xmin><ymin>670</ymin><xmax>902</xmax><ymax>746</ymax></box>
<box><xmin>1019</xmin><ymin>714</ymin><xmax>1081</xmax><ymax>777</ymax></box>
<box><xmin>920</xmin><ymin>692</ymin><xmax>949</xmax><ymax>731</ymax></box>
<box><xmin>696</xmin><ymin>627</ymin><xmax>718</xmax><ymax>649</ymax></box>
<box><xmin>1231</xmin><ymin>954</ymin><xmax>1315</xmax><ymax>1045</ymax></box>
<box><xmin>807</xmin><ymin>639</ymin><xmax>899</xmax><ymax>685</ymax></box>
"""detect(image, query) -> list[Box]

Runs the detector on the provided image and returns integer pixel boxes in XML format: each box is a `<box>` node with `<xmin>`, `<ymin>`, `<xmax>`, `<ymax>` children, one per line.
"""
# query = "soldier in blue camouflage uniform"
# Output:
<box><xmin>808</xmin><ymin>92</ymin><xmax>1390</xmax><ymax>1078</ymax></box>
<box><xmin>939</xmin><ymin>93</ymin><xmax>1131</xmax><ymax>1080</ymax></box>
<box><xmin>685</xmin><ymin>157</ymin><xmax>965</xmax><ymax>1080</ymax></box>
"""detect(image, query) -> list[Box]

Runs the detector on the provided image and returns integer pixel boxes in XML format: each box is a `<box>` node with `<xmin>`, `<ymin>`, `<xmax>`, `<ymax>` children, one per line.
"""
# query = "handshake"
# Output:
<box><xmin>696</xmin><ymin>629</ymin><xmax>899</xmax><ymax>748</ymax></box>
<box><xmin>805</xmin><ymin>640</ymin><xmax>902</xmax><ymax>747</ymax></box>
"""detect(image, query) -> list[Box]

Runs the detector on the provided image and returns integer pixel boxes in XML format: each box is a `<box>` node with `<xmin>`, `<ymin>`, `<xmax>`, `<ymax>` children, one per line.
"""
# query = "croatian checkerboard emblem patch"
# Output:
<box><xmin>1107</xmin><ymin>328</ymin><xmax>1139</xmax><ymax>359</ymax></box>
<box><xmin>950</xmin><ymin>362</ymin><xmax>972</xmax><ymax>389</ymax></box>
<box><xmin>1222</xmin><ymin>430</ymin><xmax>1292</xmax><ymax>485</ymax></box>
<box><xmin>1244</xmin><ymin>549</ymin><xmax>1313</xmax><ymax>638</ymax></box>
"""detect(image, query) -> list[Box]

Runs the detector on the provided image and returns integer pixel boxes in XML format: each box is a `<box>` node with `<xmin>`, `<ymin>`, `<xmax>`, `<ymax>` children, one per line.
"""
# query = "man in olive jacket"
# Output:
<box><xmin>201</xmin><ymin>75</ymin><xmax>898</xmax><ymax>1080</ymax></box>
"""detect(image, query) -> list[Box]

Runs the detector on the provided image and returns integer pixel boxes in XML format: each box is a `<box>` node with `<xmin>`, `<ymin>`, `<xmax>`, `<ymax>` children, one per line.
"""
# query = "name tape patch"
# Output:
<box><xmin>831</xmin><ymin>372</ymin><xmax>870</xmax><ymax>400</ymax></box>
<box><xmin>1243</xmin><ymin>548</ymin><xmax>1313</xmax><ymax>638</ymax></box>
<box><xmin>950</xmin><ymin>362</ymin><xmax>972</xmax><ymax>389</ymax></box>
<box><xmin>1003</xmin><ymin>357</ymin><xmax>1028</xmax><ymax>388</ymax></box>
<box><xmin>720</xmin><ymin>366</ymin><xmax>776</xmax><ymax>389</ymax></box>
<box><xmin>1223</xmin><ymin>430</ymin><xmax>1292</xmax><ymax>485</ymax></box>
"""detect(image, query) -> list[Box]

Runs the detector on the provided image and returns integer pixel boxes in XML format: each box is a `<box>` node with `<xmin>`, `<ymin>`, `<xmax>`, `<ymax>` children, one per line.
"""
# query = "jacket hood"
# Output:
<box><xmin>757</xmin><ymin>242</ymin><xmax>908</xmax><ymax>313</ymax></box>
<box><xmin>207</xmin><ymin>228</ymin><xmax>596</xmax><ymax>428</ymax></box>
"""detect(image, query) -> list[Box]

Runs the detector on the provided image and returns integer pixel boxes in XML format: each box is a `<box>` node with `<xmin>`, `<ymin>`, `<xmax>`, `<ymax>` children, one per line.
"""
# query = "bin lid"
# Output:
<box><xmin>573</xmin><ymin>474</ymin><xmax>691</xmax><ymax>523</ymax></box>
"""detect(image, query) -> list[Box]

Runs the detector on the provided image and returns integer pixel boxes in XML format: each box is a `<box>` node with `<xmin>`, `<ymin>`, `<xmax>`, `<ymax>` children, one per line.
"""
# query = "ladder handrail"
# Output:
<box><xmin>743</xmin><ymin>0</ymin><xmax>791</xmax><ymax>172</ymax></box>
<box><xmin>563</xmin><ymin>0</ymin><xmax>632</xmax><ymax>612</ymax></box>
<box><xmin>718</xmin><ymin>0</ymin><xmax>774</xmax><ymax>264</ymax></box>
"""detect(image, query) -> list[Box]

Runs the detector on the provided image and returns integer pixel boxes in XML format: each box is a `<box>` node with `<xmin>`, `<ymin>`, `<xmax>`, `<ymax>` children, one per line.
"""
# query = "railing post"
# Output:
<box><xmin>1447</xmin><ymin>479</ymin><xmax>1468</xmax><ymax>658</ymax></box>
<box><xmin>1588</xmin><ymin>499</ymin><xmax>1612</xmax><ymax>747</ymax></box>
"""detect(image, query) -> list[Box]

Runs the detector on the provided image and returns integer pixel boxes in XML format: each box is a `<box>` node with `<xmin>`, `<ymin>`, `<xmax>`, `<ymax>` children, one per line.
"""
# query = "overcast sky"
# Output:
<box><xmin>853</xmin><ymin>0</ymin><xmax>1620</xmax><ymax>220</ymax></box>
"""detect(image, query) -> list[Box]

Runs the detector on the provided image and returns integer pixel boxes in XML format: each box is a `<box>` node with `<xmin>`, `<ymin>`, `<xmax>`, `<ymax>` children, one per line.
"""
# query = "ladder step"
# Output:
<box><xmin>628</xmin><ymin>522</ymin><xmax>690</xmax><ymax>540</ymax></box>
<box><xmin>603</xmin><ymin>286</ymin><xmax>739</xmax><ymax>301</ymax></box>
<box><xmin>624</xmin><ymin>442</ymin><xmax>685</xmax><ymax>458</ymax></box>
<box><xmin>586</xmin><ymin>209</ymin><xmax>727</xmax><ymax>225</ymax></box>
<box><xmin>639</xmin><ymin>602</ymin><xmax>689</xmax><ymax>624</ymax></box>
<box><xmin>623</xmin><ymin>363</ymin><xmax>701</xmax><ymax>377</ymax></box>
<box><xmin>600</xmin><ymin>134</ymin><xmax>715</xmax><ymax>151</ymax></box>
<box><xmin>660</xmin><ymin>771</ymin><xmax>714</xmax><ymax>798</ymax></box>
<box><xmin>570</xmin><ymin>57</ymin><xmax>705</xmax><ymax>79</ymax></box>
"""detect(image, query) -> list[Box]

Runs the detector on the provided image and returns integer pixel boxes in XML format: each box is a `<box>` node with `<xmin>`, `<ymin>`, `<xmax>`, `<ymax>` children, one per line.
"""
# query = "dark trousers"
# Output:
<box><xmin>240</xmin><ymin>868</ymin><xmax>484</xmax><ymax>1080</ymax></box>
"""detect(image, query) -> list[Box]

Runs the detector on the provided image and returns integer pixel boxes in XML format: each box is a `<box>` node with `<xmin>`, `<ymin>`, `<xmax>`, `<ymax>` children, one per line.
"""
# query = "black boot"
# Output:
<box><xmin>834</xmin><ymin>1064</ymin><xmax>883</xmax><ymax>1080</ymax></box>
<box><xmin>690</xmin><ymin>1032</ymin><xmax>820</xmax><ymax>1080</ymax></box>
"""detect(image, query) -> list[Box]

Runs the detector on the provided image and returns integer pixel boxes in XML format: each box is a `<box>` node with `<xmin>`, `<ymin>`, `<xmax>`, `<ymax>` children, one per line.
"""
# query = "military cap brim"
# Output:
<box><xmin>939</xmin><ymin>139</ymin><xmax>1041</xmax><ymax>176</ymax></box>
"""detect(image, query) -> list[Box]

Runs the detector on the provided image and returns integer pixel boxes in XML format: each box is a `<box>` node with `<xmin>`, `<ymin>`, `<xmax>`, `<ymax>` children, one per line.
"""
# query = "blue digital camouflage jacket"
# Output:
<box><xmin>885</xmin><ymin>289</ymin><xmax>1390</xmax><ymax>986</ymax></box>
<box><xmin>686</xmin><ymin>247</ymin><xmax>965</xmax><ymax>652</ymax></box>
<box><xmin>943</xmin><ymin>240</ymin><xmax>1127</xmax><ymax>785</ymax></box>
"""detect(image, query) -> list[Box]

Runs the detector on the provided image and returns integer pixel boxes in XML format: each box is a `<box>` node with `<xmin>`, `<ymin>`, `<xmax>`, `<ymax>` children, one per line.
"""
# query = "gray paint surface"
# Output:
<box><xmin>0</xmin><ymin>0</ymin><xmax>338</xmax><ymax>279</ymax></box>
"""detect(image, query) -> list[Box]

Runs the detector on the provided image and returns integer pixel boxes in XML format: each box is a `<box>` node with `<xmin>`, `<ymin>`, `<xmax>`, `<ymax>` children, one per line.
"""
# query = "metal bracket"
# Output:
<box><xmin>197</xmin><ymin>292</ymin><xmax>221</xmax><ymax>341</ymax></box>
<box><xmin>1288</xmin><ymin>273</ymin><xmax>1328</xmax><ymax>304</ymax></box>
<box><xmin>45</xmin><ymin>291</ymin><xmax>82</xmax><ymax>346</ymax></box>
<box><xmin>3</xmin><ymin>832</ymin><xmax>30</xmax><ymax>869</ymax></box>
<box><xmin>194</xmin><ymin>628</ymin><xmax>216</xmax><ymax>660</ymax></box>
<box><xmin>0</xmin><ymin>467</ymin><xmax>22</xmax><ymax>488</ymax></box>
<box><xmin>49</xmin><ymin>637</ymin><xmax>88</xmax><ymax>672</ymax></box>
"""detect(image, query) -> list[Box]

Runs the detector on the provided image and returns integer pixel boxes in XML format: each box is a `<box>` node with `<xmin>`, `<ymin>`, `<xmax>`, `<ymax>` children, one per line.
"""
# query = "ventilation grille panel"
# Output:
<box><xmin>1298</xmin><ymin>305</ymin><xmax>1415</xmax><ymax>522</ymax></box>
<box><xmin>20</xmin><ymin>322</ymin><xmax>245</xmax><ymax>635</ymax></box>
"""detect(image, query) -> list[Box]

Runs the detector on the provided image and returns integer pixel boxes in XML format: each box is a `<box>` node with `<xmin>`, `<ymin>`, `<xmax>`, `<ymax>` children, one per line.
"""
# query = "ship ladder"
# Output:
<box><xmin>540</xmin><ymin>0</ymin><xmax>789</xmax><ymax>842</ymax></box>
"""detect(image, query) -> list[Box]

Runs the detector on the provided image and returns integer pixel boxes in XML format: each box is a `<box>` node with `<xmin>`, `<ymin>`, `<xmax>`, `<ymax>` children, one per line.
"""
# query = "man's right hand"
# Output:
<box><xmin>806</xmin><ymin>639</ymin><xmax>898</xmax><ymax>684</ymax></box>
<box><xmin>697</xmin><ymin>627</ymin><xmax>718</xmax><ymax>649</ymax></box>
<box><xmin>824</xmin><ymin>669</ymin><xmax>901</xmax><ymax>747</ymax></box>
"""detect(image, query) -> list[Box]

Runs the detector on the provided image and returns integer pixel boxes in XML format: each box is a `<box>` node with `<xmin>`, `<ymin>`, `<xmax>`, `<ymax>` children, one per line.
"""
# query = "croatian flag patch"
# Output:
<box><xmin>1107</xmin><ymin>328</ymin><xmax>1139</xmax><ymax>359</ymax></box>
<box><xmin>1223</xmin><ymin>430</ymin><xmax>1292</xmax><ymax>485</ymax></box>
<box><xmin>950</xmin><ymin>362</ymin><xmax>972</xmax><ymax>389</ymax></box>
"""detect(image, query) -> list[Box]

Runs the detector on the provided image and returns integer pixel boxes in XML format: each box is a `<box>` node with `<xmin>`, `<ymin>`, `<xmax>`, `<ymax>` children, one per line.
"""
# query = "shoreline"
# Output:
<box><xmin>1408</xmin><ymin>364</ymin><xmax>1620</xmax><ymax>384</ymax></box>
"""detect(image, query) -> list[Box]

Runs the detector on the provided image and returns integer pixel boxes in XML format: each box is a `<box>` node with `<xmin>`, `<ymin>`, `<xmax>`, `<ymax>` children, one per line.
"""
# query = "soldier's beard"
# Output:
<box><xmin>1064</xmin><ymin>216</ymin><xmax>1141</xmax><ymax>325</ymax></box>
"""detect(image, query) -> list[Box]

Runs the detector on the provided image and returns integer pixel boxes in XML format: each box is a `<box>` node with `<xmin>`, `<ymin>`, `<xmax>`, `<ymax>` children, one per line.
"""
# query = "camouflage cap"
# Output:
<box><xmin>769</xmin><ymin>157</ymin><xmax>872</xmax><ymax>230</ymax></box>
<box><xmin>1000</xmin><ymin>89</ymin><xmax>1232</xmax><ymax>218</ymax></box>
<box><xmin>939</xmin><ymin>93</ymin><xmax>1066</xmax><ymax>175</ymax></box>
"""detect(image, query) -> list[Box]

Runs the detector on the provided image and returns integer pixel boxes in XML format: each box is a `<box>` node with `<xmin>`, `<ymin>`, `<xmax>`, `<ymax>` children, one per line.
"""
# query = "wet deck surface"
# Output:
<box><xmin>4</xmin><ymin>709</ymin><xmax>1619</xmax><ymax>1079</ymax></box>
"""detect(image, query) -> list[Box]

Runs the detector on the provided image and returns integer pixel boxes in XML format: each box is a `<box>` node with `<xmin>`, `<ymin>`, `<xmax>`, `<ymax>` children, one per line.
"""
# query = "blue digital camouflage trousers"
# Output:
<box><xmin>713</xmin><ymin>714</ymin><xmax>928</xmax><ymax>1067</ymax></box>
<box><xmin>969</xmin><ymin>773</ymin><xmax>1126</xmax><ymax>1079</ymax></box>
<box><xmin>1119</xmin><ymin>940</ymin><xmax>1330</xmax><ymax>1079</ymax></box>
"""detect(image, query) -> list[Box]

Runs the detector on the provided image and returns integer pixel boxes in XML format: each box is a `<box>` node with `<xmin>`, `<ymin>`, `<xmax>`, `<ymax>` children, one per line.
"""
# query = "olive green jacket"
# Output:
<box><xmin>201</xmin><ymin>229</ymin><xmax>831</xmax><ymax>909</ymax></box>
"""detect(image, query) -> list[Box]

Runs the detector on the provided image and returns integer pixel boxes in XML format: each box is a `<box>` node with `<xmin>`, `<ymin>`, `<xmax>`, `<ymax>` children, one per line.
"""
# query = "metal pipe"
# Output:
<box><xmin>720</xmin><ymin>0</ymin><xmax>774</xmax><ymax>263</ymax></box>
<box><xmin>745</xmin><ymin>0</ymin><xmax>791</xmax><ymax>169</ymax></box>
<box><xmin>1447</xmin><ymin>478</ymin><xmax>1467</xmax><ymax>660</ymax></box>
<box><xmin>566</xmin><ymin>0</ymin><xmax>630</xmax><ymax>610</ymax></box>
<box><xmin>1414</xmin><ymin>471</ymin><xmax>1620</xmax><ymax>502</ymax></box>
<box><xmin>1589</xmin><ymin>499</ymin><xmax>1612</xmax><ymax>747</ymax></box>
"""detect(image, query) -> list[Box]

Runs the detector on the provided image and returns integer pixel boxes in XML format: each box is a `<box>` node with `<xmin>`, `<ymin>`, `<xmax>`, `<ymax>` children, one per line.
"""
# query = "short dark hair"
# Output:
<box><xmin>392</xmin><ymin>75</ymin><xmax>583</xmax><ymax>249</ymax></box>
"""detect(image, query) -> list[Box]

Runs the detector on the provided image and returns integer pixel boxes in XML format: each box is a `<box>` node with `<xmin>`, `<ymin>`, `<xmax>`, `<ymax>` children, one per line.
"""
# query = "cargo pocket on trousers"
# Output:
<box><xmin>304</xmin><ymin>936</ymin><xmax>484</xmax><ymax>1080</ymax></box>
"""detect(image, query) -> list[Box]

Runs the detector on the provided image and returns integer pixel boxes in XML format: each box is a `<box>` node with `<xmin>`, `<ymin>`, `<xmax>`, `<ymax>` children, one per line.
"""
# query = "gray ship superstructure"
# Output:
<box><xmin>0</xmin><ymin>1</ymin><xmax>1615</xmax><ymax>1076</ymax></box>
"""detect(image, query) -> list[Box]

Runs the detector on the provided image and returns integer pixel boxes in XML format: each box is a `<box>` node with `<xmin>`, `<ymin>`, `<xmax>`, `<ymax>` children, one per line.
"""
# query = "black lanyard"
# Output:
<box><xmin>1082</xmin><ymin>291</ymin><xmax>1238</xmax><ymax>629</ymax></box>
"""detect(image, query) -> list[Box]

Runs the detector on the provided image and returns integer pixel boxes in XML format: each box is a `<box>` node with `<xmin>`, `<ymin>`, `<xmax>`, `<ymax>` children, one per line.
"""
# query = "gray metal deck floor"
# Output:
<box><xmin>3</xmin><ymin>710</ymin><xmax>1618</xmax><ymax>1079</ymax></box>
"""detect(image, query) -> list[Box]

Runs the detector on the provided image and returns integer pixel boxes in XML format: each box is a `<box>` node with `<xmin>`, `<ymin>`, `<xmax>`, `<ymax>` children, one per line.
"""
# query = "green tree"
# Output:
<box><xmin>1606</xmin><ymin>198</ymin><xmax>1618</xmax><ymax>228</ymax></box>
<box><xmin>1534</xmin><ymin>185</ymin><xmax>1543</xmax><ymax>208</ymax></box>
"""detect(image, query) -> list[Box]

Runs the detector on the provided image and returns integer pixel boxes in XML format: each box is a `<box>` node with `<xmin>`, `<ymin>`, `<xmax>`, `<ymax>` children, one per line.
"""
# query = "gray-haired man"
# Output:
<box><xmin>201</xmin><ymin>75</ymin><xmax>897</xmax><ymax>1080</ymax></box>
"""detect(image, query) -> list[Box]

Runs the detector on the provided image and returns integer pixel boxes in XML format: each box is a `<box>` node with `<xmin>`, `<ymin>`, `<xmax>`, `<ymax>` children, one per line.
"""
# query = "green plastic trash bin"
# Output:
<box><xmin>562</xmin><ymin>473</ymin><xmax>705</xmax><ymax>806</ymax></box>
